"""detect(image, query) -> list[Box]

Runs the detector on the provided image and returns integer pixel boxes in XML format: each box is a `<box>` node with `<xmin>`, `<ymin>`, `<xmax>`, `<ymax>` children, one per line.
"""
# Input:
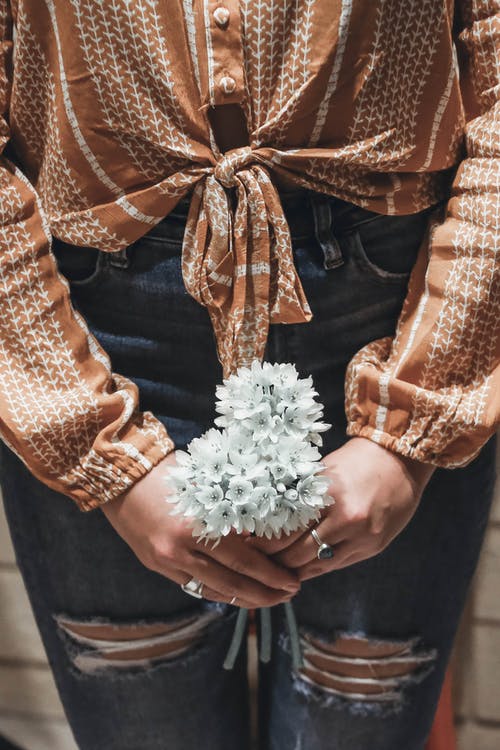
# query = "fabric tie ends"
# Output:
<box><xmin>181</xmin><ymin>147</ymin><xmax>313</xmax><ymax>379</ymax></box>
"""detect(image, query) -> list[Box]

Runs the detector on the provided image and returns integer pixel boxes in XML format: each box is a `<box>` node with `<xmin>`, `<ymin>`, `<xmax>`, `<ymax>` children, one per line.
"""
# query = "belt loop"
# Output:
<box><xmin>108</xmin><ymin>246</ymin><xmax>130</xmax><ymax>269</ymax></box>
<box><xmin>309</xmin><ymin>192</ymin><xmax>344</xmax><ymax>270</ymax></box>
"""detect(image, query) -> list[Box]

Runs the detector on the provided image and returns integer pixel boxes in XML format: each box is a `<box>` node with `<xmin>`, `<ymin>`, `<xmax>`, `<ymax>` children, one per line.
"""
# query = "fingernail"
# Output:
<box><xmin>284</xmin><ymin>583</ymin><xmax>300</xmax><ymax>593</ymax></box>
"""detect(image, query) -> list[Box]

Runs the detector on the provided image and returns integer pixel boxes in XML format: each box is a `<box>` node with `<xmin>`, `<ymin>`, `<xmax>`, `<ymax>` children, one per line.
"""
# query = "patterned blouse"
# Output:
<box><xmin>0</xmin><ymin>0</ymin><xmax>498</xmax><ymax>510</ymax></box>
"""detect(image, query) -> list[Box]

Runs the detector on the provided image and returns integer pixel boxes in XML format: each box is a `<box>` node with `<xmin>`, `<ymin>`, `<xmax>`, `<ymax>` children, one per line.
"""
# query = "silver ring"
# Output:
<box><xmin>310</xmin><ymin>527</ymin><xmax>335</xmax><ymax>561</ymax></box>
<box><xmin>181</xmin><ymin>577</ymin><xmax>204</xmax><ymax>598</ymax></box>
<box><xmin>229</xmin><ymin>595</ymin><xmax>237</xmax><ymax>605</ymax></box>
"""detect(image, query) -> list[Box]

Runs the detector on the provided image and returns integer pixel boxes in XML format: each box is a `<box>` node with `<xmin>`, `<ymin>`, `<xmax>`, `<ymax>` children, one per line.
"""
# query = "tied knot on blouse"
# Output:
<box><xmin>180</xmin><ymin>145</ymin><xmax>313</xmax><ymax>379</ymax></box>
<box><xmin>213</xmin><ymin>144</ymin><xmax>254</xmax><ymax>188</ymax></box>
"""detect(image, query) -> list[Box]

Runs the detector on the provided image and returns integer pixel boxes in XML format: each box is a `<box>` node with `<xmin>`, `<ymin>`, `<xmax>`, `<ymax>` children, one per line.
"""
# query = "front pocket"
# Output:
<box><xmin>350</xmin><ymin>230</ymin><xmax>415</xmax><ymax>283</ymax></box>
<box><xmin>344</xmin><ymin>209</ymin><xmax>436</xmax><ymax>284</ymax></box>
<box><xmin>52</xmin><ymin>238</ymin><xmax>109</xmax><ymax>288</ymax></box>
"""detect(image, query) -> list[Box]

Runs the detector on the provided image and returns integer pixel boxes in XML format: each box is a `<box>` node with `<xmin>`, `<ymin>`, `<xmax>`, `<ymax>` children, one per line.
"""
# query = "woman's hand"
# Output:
<box><xmin>249</xmin><ymin>437</ymin><xmax>436</xmax><ymax>581</ymax></box>
<box><xmin>100</xmin><ymin>450</ymin><xmax>300</xmax><ymax>608</ymax></box>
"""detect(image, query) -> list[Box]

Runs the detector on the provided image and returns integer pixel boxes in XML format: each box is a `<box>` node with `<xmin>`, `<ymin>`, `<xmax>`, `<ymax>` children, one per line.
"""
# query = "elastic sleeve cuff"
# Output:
<box><xmin>345</xmin><ymin>420</ymin><xmax>439</xmax><ymax>465</ymax></box>
<box><xmin>58</xmin><ymin>412</ymin><xmax>175</xmax><ymax>511</ymax></box>
<box><xmin>345</xmin><ymin>417</ymin><xmax>492</xmax><ymax>470</ymax></box>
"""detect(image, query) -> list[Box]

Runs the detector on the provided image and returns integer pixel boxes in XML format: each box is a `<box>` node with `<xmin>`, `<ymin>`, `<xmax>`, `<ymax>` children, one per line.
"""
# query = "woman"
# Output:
<box><xmin>0</xmin><ymin>1</ymin><xmax>498</xmax><ymax>748</ymax></box>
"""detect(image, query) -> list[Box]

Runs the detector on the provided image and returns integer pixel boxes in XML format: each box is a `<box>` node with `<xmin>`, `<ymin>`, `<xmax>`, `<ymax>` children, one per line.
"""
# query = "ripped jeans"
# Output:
<box><xmin>0</xmin><ymin>186</ymin><xmax>497</xmax><ymax>750</ymax></box>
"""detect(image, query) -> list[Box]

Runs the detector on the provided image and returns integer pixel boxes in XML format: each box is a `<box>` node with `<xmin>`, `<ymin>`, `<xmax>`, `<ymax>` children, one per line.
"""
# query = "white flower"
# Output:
<box><xmin>307</xmin><ymin>431</ymin><xmax>324</xmax><ymax>447</ymax></box>
<box><xmin>231</xmin><ymin>387</ymin><xmax>266</xmax><ymax>419</ymax></box>
<box><xmin>269</xmin><ymin>462</ymin><xmax>296</xmax><ymax>484</ymax></box>
<box><xmin>297</xmin><ymin>475</ymin><xmax>332</xmax><ymax>507</ymax></box>
<box><xmin>281</xmin><ymin>405</ymin><xmax>314</xmax><ymax>438</ymax></box>
<box><xmin>232</xmin><ymin>501</ymin><xmax>259</xmax><ymax>533</ymax></box>
<box><xmin>164</xmin><ymin>359</ymin><xmax>333</xmax><ymax>541</ymax></box>
<box><xmin>226</xmin><ymin>449</ymin><xmax>257</xmax><ymax>473</ymax></box>
<box><xmin>237</xmin><ymin>402</ymin><xmax>272</xmax><ymax>438</ymax></box>
<box><xmin>273</xmin><ymin>362</ymin><xmax>302</xmax><ymax>388</ymax></box>
<box><xmin>206</xmin><ymin>501</ymin><xmax>237</xmax><ymax>536</ymax></box>
<box><xmin>194</xmin><ymin>484</ymin><xmax>224</xmax><ymax>509</ymax></box>
<box><xmin>250</xmin><ymin>485</ymin><xmax>278</xmax><ymax>515</ymax></box>
<box><xmin>225</xmin><ymin>476</ymin><xmax>254</xmax><ymax>505</ymax></box>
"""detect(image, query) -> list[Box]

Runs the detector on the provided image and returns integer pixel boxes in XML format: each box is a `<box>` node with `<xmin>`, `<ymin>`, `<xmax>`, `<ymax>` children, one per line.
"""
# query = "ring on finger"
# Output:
<box><xmin>310</xmin><ymin>527</ymin><xmax>335</xmax><ymax>560</ymax></box>
<box><xmin>181</xmin><ymin>577</ymin><xmax>205</xmax><ymax>598</ymax></box>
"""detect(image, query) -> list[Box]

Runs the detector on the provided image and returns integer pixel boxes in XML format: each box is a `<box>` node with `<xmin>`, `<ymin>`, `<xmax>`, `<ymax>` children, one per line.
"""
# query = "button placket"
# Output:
<box><xmin>204</xmin><ymin>0</ymin><xmax>246</xmax><ymax>108</ymax></box>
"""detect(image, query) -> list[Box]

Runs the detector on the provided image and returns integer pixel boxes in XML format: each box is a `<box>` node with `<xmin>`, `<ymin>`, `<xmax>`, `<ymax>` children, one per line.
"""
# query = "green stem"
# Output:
<box><xmin>284</xmin><ymin>600</ymin><xmax>304</xmax><ymax>670</ymax></box>
<box><xmin>259</xmin><ymin>607</ymin><xmax>272</xmax><ymax>663</ymax></box>
<box><xmin>223</xmin><ymin>607</ymin><xmax>248</xmax><ymax>670</ymax></box>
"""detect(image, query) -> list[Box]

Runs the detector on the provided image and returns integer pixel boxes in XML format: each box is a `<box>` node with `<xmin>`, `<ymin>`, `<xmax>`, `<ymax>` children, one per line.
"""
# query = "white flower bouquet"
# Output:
<box><xmin>164</xmin><ymin>360</ymin><xmax>333</xmax><ymax>669</ymax></box>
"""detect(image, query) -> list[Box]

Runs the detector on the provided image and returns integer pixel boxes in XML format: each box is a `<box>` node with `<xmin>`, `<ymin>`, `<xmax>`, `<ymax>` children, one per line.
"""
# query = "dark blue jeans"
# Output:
<box><xmin>0</xmin><ymin>188</ymin><xmax>496</xmax><ymax>750</ymax></box>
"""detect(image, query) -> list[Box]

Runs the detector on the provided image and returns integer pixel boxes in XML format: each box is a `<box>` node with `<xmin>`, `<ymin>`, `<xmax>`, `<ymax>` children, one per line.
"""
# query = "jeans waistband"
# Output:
<box><xmin>53</xmin><ymin>187</ymin><xmax>444</xmax><ymax>276</ymax></box>
<box><xmin>151</xmin><ymin>187</ymin><xmax>443</xmax><ymax>241</ymax></box>
<box><xmin>164</xmin><ymin>186</ymin><xmax>376</xmax><ymax>241</ymax></box>
<box><xmin>140</xmin><ymin>186</ymin><xmax>443</xmax><ymax>273</ymax></box>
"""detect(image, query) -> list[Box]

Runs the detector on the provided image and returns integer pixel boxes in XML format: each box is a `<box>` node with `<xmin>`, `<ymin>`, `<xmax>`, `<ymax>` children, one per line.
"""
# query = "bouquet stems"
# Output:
<box><xmin>223</xmin><ymin>601</ymin><xmax>303</xmax><ymax>671</ymax></box>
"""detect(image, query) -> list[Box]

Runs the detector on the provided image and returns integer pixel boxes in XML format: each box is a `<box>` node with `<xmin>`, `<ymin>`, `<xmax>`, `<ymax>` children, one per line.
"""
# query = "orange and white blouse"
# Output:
<box><xmin>0</xmin><ymin>0</ymin><xmax>498</xmax><ymax>510</ymax></box>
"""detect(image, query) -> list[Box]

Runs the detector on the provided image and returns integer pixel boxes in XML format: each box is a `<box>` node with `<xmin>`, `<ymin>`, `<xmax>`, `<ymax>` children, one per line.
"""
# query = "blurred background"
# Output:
<box><xmin>0</xmin><ymin>436</ymin><xmax>498</xmax><ymax>750</ymax></box>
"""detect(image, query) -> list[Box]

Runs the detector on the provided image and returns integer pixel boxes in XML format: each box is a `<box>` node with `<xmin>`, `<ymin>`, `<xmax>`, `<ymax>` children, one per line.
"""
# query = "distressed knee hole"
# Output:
<box><xmin>290</xmin><ymin>629</ymin><xmax>437</xmax><ymax>706</ymax></box>
<box><xmin>54</xmin><ymin>609</ymin><xmax>221</xmax><ymax>674</ymax></box>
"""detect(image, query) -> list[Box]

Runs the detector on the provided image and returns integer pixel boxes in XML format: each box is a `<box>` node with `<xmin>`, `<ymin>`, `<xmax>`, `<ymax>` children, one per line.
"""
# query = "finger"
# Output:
<box><xmin>153</xmin><ymin>554</ymin><xmax>295</xmax><ymax>608</ymax></box>
<box><xmin>210</xmin><ymin>535</ymin><xmax>300</xmax><ymax>592</ymax></box>
<box><xmin>154</xmin><ymin>564</ymin><xmax>251</xmax><ymax>609</ymax></box>
<box><xmin>153</xmin><ymin>565</ymin><xmax>196</xmax><ymax>587</ymax></box>
<box><xmin>246</xmin><ymin>505</ymin><xmax>331</xmax><ymax>557</ymax></box>
<box><xmin>148</xmin><ymin>553</ymin><xmax>283</xmax><ymax>609</ymax></box>
<box><xmin>177</xmin><ymin>573</ymin><xmax>256</xmax><ymax>609</ymax></box>
<box><xmin>274</xmin><ymin>521</ymin><xmax>348</xmax><ymax>569</ymax></box>
<box><xmin>189</xmin><ymin>551</ymin><xmax>298</xmax><ymax>609</ymax></box>
<box><xmin>296</xmin><ymin>542</ymin><xmax>360</xmax><ymax>580</ymax></box>
<box><xmin>245</xmin><ymin>527</ymin><xmax>305</xmax><ymax>555</ymax></box>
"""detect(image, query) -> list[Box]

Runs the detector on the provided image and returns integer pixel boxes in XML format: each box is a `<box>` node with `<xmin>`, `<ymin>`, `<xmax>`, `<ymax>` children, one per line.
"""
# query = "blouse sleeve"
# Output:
<box><xmin>0</xmin><ymin>0</ymin><xmax>175</xmax><ymax>510</ymax></box>
<box><xmin>344</xmin><ymin>0</ymin><xmax>500</xmax><ymax>468</ymax></box>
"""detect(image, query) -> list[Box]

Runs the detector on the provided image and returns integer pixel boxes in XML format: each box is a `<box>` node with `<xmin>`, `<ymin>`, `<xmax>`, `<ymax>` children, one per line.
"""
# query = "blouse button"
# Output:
<box><xmin>213</xmin><ymin>6</ymin><xmax>230</xmax><ymax>28</ymax></box>
<box><xmin>219</xmin><ymin>75</ymin><xmax>236</xmax><ymax>95</ymax></box>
